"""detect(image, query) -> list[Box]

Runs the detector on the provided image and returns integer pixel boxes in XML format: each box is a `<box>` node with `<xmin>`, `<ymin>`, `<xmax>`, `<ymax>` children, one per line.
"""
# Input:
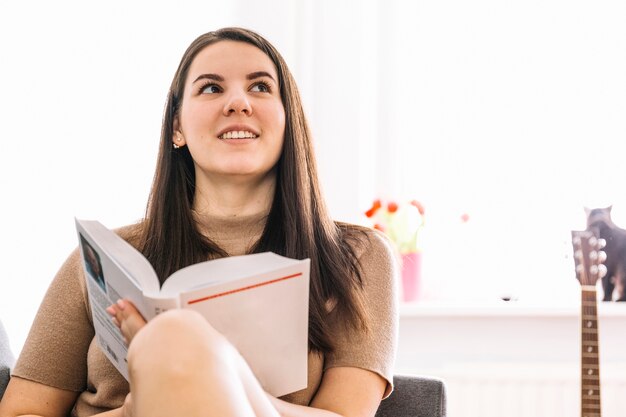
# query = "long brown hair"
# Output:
<box><xmin>140</xmin><ymin>27</ymin><xmax>368</xmax><ymax>352</ymax></box>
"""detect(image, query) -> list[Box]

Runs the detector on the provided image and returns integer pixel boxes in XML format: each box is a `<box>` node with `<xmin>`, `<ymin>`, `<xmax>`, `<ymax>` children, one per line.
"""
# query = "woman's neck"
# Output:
<box><xmin>192</xmin><ymin>171</ymin><xmax>276</xmax><ymax>219</ymax></box>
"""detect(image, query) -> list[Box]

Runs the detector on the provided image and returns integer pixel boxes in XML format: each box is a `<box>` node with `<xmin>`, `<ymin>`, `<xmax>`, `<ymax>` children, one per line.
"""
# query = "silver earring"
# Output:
<box><xmin>173</xmin><ymin>143</ymin><xmax>180</xmax><ymax>149</ymax></box>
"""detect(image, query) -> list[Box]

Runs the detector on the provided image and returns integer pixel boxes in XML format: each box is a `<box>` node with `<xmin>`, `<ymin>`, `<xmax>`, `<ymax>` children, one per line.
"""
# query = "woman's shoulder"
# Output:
<box><xmin>336</xmin><ymin>222</ymin><xmax>397</xmax><ymax>262</ymax></box>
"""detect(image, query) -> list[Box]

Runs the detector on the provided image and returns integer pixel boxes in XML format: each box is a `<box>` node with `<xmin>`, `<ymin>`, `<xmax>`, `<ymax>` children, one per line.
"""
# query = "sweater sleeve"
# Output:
<box><xmin>12</xmin><ymin>248</ymin><xmax>94</xmax><ymax>392</ymax></box>
<box><xmin>324</xmin><ymin>230</ymin><xmax>399</xmax><ymax>399</ymax></box>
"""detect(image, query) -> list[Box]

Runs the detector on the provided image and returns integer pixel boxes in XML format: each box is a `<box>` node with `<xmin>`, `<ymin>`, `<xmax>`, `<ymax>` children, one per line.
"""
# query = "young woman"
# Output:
<box><xmin>0</xmin><ymin>28</ymin><xmax>398</xmax><ymax>417</ymax></box>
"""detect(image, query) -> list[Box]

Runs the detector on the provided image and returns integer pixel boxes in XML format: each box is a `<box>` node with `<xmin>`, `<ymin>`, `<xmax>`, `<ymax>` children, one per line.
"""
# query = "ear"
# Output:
<box><xmin>584</xmin><ymin>207</ymin><xmax>590</xmax><ymax>216</ymax></box>
<box><xmin>172</xmin><ymin>117</ymin><xmax>186</xmax><ymax>146</ymax></box>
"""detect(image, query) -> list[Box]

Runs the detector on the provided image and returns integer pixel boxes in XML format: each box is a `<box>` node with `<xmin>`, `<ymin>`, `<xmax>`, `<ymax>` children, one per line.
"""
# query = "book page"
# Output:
<box><xmin>77</xmin><ymin>229</ymin><xmax>142</xmax><ymax>380</ymax></box>
<box><xmin>177</xmin><ymin>257</ymin><xmax>310</xmax><ymax>397</ymax></box>
<box><xmin>76</xmin><ymin>219</ymin><xmax>173</xmax><ymax>380</ymax></box>
<box><xmin>162</xmin><ymin>252</ymin><xmax>304</xmax><ymax>294</ymax></box>
<box><xmin>75</xmin><ymin>219</ymin><xmax>160</xmax><ymax>295</ymax></box>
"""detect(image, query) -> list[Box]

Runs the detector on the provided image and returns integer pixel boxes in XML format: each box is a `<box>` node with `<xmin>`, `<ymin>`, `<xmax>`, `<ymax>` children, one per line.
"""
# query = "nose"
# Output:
<box><xmin>223</xmin><ymin>90</ymin><xmax>252</xmax><ymax>116</ymax></box>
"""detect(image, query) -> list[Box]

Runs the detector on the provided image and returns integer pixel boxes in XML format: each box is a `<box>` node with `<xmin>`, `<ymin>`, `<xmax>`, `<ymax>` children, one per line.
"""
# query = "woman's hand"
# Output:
<box><xmin>106</xmin><ymin>299</ymin><xmax>147</xmax><ymax>345</ymax></box>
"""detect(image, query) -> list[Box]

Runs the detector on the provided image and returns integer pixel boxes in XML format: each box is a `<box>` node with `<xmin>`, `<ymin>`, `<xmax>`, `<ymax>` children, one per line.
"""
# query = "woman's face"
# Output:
<box><xmin>175</xmin><ymin>40</ymin><xmax>286</xmax><ymax>185</ymax></box>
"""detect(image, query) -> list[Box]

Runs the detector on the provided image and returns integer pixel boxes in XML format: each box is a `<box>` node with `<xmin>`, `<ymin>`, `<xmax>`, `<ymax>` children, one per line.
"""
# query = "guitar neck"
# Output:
<box><xmin>581</xmin><ymin>287</ymin><xmax>601</xmax><ymax>417</ymax></box>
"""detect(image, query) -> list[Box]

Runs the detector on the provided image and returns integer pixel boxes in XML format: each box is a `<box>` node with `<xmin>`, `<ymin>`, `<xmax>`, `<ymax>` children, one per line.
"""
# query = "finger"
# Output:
<box><xmin>114</xmin><ymin>299</ymin><xmax>147</xmax><ymax>344</ymax></box>
<box><xmin>105</xmin><ymin>305</ymin><xmax>116</xmax><ymax>316</ymax></box>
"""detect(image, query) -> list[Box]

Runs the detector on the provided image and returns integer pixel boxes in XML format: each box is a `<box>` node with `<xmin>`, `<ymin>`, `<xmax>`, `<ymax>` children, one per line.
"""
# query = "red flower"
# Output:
<box><xmin>365</xmin><ymin>207</ymin><xmax>378</xmax><ymax>218</ymax></box>
<box><xmin>410</xmin><ymin>200</ymin><xmax>425</xmax><ymax>215</ymax></box>
<box><xmin>460</xmin><ymin>213</ymin><xmax>470</xmax><ymax>223</ymax></box>
<box><xmin>365</xmin><ymin>199</ymin><xmax>383</xmax><ymax>218</ymax></box>
<box><xmin>387</xmin><ymin>201</ymin><xmax>399</xmax><ymax>213</ymax></box>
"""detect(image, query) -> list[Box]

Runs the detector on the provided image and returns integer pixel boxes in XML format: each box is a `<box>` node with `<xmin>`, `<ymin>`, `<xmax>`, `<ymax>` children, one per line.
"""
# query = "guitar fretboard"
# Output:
<box><xmin>581</xmin><ymin>288</ymin><xmax>601</xmax><ymax>417</ymax></box>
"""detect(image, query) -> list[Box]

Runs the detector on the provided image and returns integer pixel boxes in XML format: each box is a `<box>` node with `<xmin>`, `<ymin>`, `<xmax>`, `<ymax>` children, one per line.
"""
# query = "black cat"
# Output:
<box><xmin>585</xmin><ymin>206</ymin><xmax>626</xmax><ymax>301</ymax></box>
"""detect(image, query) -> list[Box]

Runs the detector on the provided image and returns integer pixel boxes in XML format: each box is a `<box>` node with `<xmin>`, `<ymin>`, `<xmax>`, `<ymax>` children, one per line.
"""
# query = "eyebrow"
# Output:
<box><xmin>192</xmin><ymin>71</ymin><xmax>276</xmax><ymax>84</ymax></box>
<box><xmin>193</xmin><ymin>73</ymin><xmax>224</xmax><ymax>83</ymax></box>
<box><xmin>246</xmin><ymin>71</ymin><xmax>276</xmax><ymax>82</ymax></box>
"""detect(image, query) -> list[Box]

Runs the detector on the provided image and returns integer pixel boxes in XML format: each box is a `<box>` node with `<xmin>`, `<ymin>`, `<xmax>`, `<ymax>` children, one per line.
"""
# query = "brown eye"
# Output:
<box><xmin>250</xmin><ymin>81</ymin><xmax>271</xmax><ymax>93</ymax></box>
<box><xmin>200</xmin><ymin>84</ymin><xmax>221</xmax><ymax>94</ymax></box>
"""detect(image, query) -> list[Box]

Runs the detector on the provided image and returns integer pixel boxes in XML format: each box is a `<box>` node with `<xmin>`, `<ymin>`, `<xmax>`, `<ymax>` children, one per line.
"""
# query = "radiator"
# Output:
<box><xmin>434</xmin><ymin>363</ymin><xmax>626</xmax><ymax>417</ymax></box>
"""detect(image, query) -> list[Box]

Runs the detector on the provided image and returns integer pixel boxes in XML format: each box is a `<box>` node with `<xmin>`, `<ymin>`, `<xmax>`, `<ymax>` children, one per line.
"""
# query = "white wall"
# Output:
<box><xmin>0</xmin><ymin>0</ymin><xmax>379</xmax><ymax>354</ymax></box>
<box><xmin>2</xmin><ymin>0</ymin><xmax>626</xmax><ymax>358</ymax></box>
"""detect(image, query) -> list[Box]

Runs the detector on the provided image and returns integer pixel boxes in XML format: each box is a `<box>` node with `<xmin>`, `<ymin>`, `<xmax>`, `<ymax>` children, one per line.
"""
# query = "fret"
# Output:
<box><xmin>582</xmin><ymin>381</ymin><xmax>600</xmax><ymax>386</ymax></box>
<box><xmin>581</xmin><ymin>301</ymin><xmax>600</xmax><ymax>306</ymax></box>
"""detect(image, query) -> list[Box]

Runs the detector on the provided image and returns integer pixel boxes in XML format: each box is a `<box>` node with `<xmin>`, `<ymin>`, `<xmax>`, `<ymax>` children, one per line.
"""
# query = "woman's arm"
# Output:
<box><xmin>268</xmin><ymin>366</ymin><xmax>387</xmax><ymax>417</ymax></box>
<box><xmin>0</xmin><ymin>376</ymin><xmax>78</xmax><ymax>417</ymax></box>
<box><xmin>0</xmin><ymin>377</ymin><xmax>130</xmax><ymax>417</ymax></box>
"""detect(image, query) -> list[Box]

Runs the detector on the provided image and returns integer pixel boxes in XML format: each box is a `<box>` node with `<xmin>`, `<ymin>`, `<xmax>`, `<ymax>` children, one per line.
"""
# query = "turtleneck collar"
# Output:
<box><xmin>192</xmin><ymin>209</ymin><xmax>268</xmax><ymax>256</ymax></box>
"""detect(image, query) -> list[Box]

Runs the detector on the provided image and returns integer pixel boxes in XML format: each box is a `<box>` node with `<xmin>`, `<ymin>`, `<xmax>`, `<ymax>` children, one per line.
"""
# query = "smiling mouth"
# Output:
<box><xmin>219</xmin><ymin>131</ymin><xmax>259</xmax><ymax>139</ymax></box>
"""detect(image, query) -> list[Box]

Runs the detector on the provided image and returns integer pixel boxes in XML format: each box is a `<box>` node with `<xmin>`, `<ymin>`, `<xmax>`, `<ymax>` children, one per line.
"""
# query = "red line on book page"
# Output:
<box><xmin>187</xmin><ymin>272</ymin><xmax>303</xmax><ymax>305</ymax></box>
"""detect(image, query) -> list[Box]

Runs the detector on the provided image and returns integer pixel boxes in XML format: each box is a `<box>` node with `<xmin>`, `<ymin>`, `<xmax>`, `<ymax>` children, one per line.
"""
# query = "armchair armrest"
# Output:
<box><xmin>375</xmin><ymin>375</ymin><xmax>447</xmax><ymax>417</ymax></box>
<box><xmin>0</xmin><ymin>320</ymin><xmax>14</xmax><ymax>400</ymax></box>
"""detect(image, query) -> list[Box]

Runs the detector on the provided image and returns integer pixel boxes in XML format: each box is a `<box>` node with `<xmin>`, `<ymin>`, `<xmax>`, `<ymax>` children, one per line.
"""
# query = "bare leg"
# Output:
<box><xmin>127</xmin><ymin>309</ymin><xmax>280</xmax><ymax>417</ymax></box>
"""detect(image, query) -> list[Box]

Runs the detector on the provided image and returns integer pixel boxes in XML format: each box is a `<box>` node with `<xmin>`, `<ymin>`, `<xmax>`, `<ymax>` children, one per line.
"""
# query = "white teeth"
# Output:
<box><xmin>220</xmin><ymin>130</ymin><xmax>258</xmax><ymax>139</ymax></box>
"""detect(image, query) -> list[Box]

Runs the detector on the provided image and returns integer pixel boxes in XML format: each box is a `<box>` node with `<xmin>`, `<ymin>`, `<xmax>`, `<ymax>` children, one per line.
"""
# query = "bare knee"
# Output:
<box><xmin>127</xmin><ymin>309</ymin><xmax>234</xmax><ymax>380</ymax></box>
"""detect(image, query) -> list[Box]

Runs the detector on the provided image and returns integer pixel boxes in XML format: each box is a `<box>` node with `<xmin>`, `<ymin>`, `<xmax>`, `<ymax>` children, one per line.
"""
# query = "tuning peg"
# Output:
<box><xmin>576</xmin><ymin>264</ymin><xmax>584</xmax><ymax>274</ymax></box>
<box><xmin>573</xmin><ymin>236</ymin><xmax>582</xmax><ymax>245</ymax></box>
<box><xmin>589</xmin><ymin>251</ymin><xmax>598</xmax><ymax>261</ymax></box>
<box><xmin>575</xmin><ymin>249</ymin><xmax>583</xmax><ymax>259</ymax></box>
<box><xmin>590</xmin><ymin>265</ymin><xmax>598</xmax><ymax>276</ymax></box>
<box><xmin>598</xmin><ymin>264</ymin><xmax>607</xmax><ymax>278</ymax></box>
<box><xmin>598</xmin><ymin>251</ymin><xmax>607</xmax><ymax>263</ymax></box>
<box><xmin>598</xmin><ymin>238</ymin><xmax>607</xmax><ymax>249</ymax></box>
<box><xmin>590</xmin><ymin>236</ymin><xmax>598</xmax><ymax>246</ymax></box>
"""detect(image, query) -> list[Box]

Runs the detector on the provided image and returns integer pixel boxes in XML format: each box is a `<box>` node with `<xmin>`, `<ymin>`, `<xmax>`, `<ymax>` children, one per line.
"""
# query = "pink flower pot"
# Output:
<box><xmin>401</xmin><ymin>252</ymin><xmax>421</xmax><ymax>302</ymax></box>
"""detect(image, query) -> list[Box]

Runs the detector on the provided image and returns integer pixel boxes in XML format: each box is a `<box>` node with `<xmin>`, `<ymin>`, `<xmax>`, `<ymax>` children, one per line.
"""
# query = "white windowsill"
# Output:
<box><xmin>399</xmin><ymin>300</ymin><xmax>626</xmax><ymax>317</ymax></box>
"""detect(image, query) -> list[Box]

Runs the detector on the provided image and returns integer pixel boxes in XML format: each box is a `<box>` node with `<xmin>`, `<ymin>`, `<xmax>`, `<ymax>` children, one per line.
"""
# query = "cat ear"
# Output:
<box><xmin>608</xmin><ymin>205</ymin><xmax>613</xmax><ymax>212</ymax></box>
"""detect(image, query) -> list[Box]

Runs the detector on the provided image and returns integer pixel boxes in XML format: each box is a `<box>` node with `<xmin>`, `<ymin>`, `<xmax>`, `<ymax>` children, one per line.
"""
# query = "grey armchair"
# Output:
<box><xmin>0</xmin><ymin>323</ymin><xmax>445</xmax><ymax>416</ymax></box>
<box><xmin>0</xmin><ymin>320</ymin><xmax>14</xmax><ymax>400</ymax></box>
<box><xmin>376</xmin><ymin>375</ymin><xmax>447</xmax><ymax>417</ymax></box>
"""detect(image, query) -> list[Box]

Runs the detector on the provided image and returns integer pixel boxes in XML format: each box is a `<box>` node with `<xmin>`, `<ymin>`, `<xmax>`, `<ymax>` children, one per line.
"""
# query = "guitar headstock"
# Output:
<box><xmin>571</xmin><ymin>230</ymin><xmax>607</xmax><ymax>286</ymax></box>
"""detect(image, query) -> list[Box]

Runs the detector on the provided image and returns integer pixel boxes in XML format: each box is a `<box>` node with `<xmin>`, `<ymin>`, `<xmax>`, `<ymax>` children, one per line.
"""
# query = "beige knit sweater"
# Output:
<box><xmin>13</xmin><ymin>212</ymin><xmax>398</xmax><ymax>415</ymax></box>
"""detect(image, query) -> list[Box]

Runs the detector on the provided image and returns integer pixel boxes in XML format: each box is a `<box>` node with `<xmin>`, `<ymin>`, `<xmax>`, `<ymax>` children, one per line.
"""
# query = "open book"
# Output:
<box><xmin>75</xmin><ymin>218</ymin><xmax>310</xmax><ymax>397</ymax></box>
